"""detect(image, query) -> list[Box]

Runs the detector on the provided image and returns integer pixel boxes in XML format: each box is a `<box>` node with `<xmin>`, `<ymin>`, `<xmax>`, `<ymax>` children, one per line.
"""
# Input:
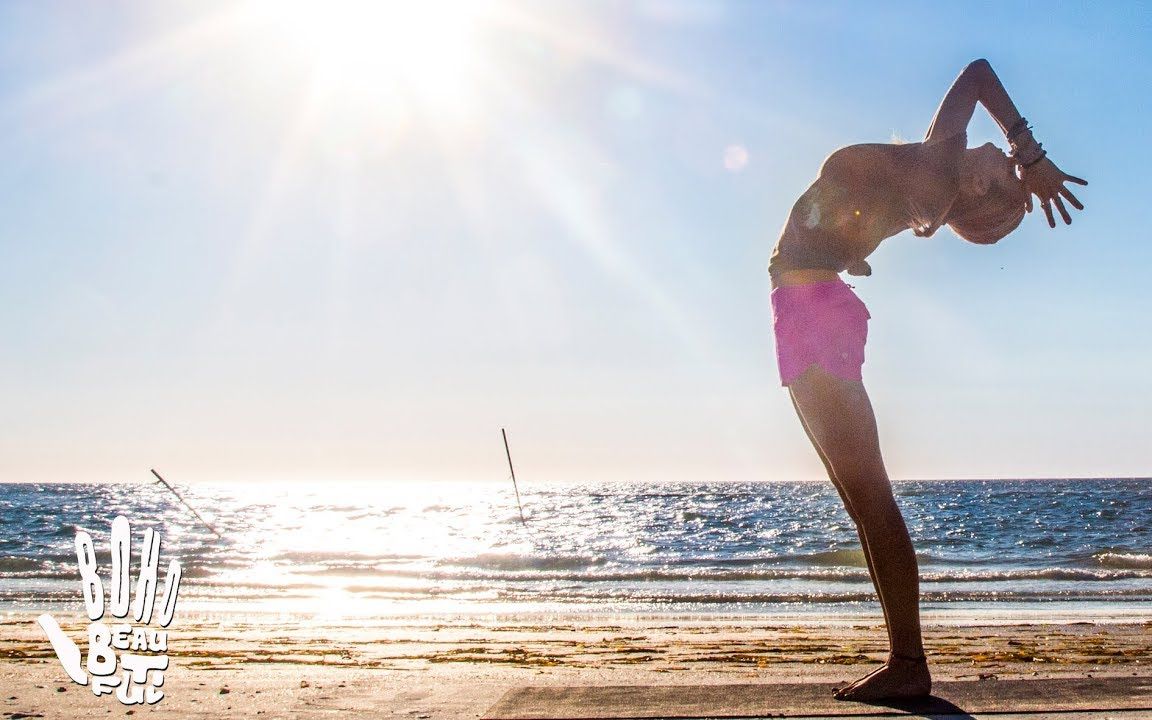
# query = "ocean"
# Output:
<box><xmin>2</xmin><ymin>479</ymin><xmax>1150</xmax><ymax>621</ymax></box>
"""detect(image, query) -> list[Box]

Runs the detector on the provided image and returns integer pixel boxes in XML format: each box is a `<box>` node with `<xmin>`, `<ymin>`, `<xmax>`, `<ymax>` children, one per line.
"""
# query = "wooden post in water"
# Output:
<box><xmin>502</xmin><ymin>428</ymin><xmax>527</xmax><ymax>525</ymax></box>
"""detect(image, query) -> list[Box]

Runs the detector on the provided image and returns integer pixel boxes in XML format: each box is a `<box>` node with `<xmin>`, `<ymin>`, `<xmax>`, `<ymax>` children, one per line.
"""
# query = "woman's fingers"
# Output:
<box><xmin>1060</xmin><ymin>186</ymin><xmax>1084</xmax><ymax>210</ymax></box>
<box><xmin>1024</xmin><ymin>165</ymin><xmax>1086</xmax><ymax>227</ymax></box>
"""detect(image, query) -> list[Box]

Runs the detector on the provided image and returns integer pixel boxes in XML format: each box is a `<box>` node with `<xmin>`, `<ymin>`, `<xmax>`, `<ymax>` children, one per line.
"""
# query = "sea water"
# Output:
<box><xmin>1</xmin><ymin>479</ymin><xmax>1150</xmax><ymax>620</ymax></box>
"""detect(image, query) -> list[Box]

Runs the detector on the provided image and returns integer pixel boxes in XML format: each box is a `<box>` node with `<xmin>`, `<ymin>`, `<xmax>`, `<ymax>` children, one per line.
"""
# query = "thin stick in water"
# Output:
<box><xmin>501</xmin><ymin>428</ymin><xmax>526</xmax><ymax>525</ymax></box>
<box><xmin>150</xmin><ymin>469</ymin><xmax>224</xmax><ymax>539</ymax></box>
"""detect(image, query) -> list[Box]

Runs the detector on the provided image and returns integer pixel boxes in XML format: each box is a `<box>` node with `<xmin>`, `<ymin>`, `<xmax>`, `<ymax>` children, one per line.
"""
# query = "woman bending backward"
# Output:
<box><xmin>768</xmin><ymin>59</ymin><xmax>1086</xmax><ymax>701</ymax></box>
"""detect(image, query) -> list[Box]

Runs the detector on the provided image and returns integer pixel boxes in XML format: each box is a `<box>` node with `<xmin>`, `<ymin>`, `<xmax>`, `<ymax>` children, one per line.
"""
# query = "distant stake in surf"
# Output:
<box><xmin>502</xmin><ymin>428</ymin><xmax>527</xmax><ymax>525</ymax></box>
<box><xmin>150</xmin><ymin>469</ymin><xmax>224</xmax><ymax>539</ymax></box>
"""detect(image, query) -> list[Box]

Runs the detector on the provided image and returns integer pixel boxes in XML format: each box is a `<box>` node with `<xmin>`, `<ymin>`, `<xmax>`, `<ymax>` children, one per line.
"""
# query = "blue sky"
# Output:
<box><xmin>1</xmin><ymin>1</ymin><xmax>1148</xmax><ymax>484</ymax></box>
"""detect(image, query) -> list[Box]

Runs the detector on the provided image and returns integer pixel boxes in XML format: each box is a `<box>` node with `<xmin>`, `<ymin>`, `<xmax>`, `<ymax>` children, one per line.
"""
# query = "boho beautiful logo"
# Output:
<box><xmin>37</xmin><ymin>515</ymin><xmax>182</xmax><ymax>706</ymax></box>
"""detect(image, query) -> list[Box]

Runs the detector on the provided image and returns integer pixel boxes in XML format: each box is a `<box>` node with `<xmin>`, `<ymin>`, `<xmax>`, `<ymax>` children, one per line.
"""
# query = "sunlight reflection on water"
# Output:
<box><xmin>2</xmin><ymin>479</ymin><xmax>1150</xmax><ymax>619</ymax></box>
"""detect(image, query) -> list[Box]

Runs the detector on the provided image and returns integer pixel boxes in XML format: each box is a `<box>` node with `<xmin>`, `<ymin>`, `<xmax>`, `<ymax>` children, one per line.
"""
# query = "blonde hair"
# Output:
<box><xmin>946</xmin><ymin>178</ymin><xmax>1027</xmax><ymax>245</ymax></box>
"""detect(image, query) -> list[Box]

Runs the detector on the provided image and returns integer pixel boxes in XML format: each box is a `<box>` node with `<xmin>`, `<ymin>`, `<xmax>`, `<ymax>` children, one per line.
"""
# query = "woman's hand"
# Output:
<box><xmin>1020</xmin><ymin>157</ymin><xmax>1087</xmax><ymax>227</ymax></box>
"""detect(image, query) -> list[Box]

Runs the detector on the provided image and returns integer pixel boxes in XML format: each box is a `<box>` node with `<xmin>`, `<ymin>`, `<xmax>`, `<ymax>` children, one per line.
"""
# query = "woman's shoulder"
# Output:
<box><xmin>819</xmin><ymin>143</ymin><xmax>896</xmax><ymax>179</ymax></box>
<box><xmin>918</xmin><ymin>131</ymin><xmax>967</xmax><ymax>170</ymax></box>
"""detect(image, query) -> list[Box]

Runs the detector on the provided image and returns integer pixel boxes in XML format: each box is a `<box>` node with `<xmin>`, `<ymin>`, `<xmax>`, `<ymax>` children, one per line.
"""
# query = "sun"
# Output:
<box><xmin>243</xmin><ymin>0</ymin><xmax>494</xmax><ymax>119</ymax></box>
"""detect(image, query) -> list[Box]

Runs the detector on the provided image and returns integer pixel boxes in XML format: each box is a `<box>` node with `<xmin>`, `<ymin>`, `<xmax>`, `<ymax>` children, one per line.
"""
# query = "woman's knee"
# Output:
<box><xmin>836</xmin><ymin>478</ymin><xmax>902</xmax><ymax>524</ymax></box>
<box><xmin>854</xmin><ymin>500</ymin><xmax>913</xmax><ymax>546</ymax></box>
<box><xmin>827</xmin><ymin>476</ymin><xmax>863</xmax><ymax>523</ymax></box>
<box><xmin>833</xmin><ymin>466</ymin><xmax>892</xmax><ymax>501</ymax></box>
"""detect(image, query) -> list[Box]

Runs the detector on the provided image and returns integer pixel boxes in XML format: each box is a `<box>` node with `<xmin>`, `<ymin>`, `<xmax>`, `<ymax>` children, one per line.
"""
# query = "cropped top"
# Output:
<box><xmin>769</xmin><ymin>133</ymin><xmax>965</xmax><ymax>277</ymax></box>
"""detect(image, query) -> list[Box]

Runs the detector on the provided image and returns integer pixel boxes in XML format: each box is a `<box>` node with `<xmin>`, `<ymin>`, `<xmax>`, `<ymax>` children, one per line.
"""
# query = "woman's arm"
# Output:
<box><xmin>925</xmin><ymin>59</ymin><xmax>1087</xmax><ymax>226</ymax></box>
<box><xmin>923</xmin><ymin>59</ymin><xmax>1022</xmax><ymax>145</ymax></box>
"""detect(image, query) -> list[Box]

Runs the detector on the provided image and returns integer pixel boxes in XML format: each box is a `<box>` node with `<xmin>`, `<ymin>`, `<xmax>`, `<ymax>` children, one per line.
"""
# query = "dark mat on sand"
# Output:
<box><xmin>483</xmin><ymin>676</ymin><xmax>1152</xmax><ymax>718</ymax></box>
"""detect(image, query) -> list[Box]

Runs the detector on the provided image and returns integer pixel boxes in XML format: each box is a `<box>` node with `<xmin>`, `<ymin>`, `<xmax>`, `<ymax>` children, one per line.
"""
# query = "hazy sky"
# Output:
<box><xmin>1</xmin><ymin>1</ymin><xmax>1148</xmax><ymax>484</ymax></box>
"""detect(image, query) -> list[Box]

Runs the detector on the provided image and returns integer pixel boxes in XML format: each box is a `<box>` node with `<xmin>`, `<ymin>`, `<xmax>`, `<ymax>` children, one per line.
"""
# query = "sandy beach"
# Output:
<box><xmin>3</xmin><ymin>613</ymin><xmax>1151</xmax><ymax>718</ymax></box>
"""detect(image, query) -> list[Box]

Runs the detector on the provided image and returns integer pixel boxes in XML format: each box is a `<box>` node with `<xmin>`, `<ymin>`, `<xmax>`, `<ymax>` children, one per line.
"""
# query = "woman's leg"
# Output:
<box><xmin>787</xmin><ymin>391</ymin><xmax>899</xmax><ymax>696</ymax></box>
<box><xmin>788</xmin><ymin>392</ymin><xmax>892</xmax><ymax>645</ymax></box>
<box><xmin>787</xmin><ymin>364</ymin><xmax>930</xmax><ymax>700</ymax></box>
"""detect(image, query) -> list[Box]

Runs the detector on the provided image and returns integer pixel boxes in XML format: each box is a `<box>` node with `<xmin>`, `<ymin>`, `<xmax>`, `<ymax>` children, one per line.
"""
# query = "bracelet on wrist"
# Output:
<box><xmin>1020</xmin><ymin>149</ymin><xmax>1048</xmax><ymax>169</ymax></box>
<box><xmin>1012</xmin><ymin>141</ymin><xmax>1044</xmax><ymax>166</ymax></box>
<box><xmin>1010</xmin><ymin>128</ymin><xmax>1045</xmax><ymax>167</ymax></box>
<box><xmin>1006</xmin><ymin>117</ymin><xmax>1030</xmax><ymax>141</ymax></box>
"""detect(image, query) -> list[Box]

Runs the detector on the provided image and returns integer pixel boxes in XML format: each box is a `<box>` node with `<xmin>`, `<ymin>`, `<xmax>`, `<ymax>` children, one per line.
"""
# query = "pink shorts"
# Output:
<box><xmin>771</xmin><ymin>280</ymin><xmax>870</xmax><ymax>386</ymax></box>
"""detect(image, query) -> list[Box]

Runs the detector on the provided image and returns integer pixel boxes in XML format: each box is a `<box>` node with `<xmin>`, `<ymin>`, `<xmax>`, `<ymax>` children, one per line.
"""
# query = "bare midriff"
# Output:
<box><xmin>771</xmin><ymin>268</ymin><xmax>841</xmax><ymax>289</ymax></box>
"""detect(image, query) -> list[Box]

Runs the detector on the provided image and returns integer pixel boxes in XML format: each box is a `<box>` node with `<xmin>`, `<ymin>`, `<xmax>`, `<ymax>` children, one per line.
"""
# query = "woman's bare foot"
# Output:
<box><xmin>833</xmin><ymin>653</ymin><xmax>931</xmax><ymax>702</ymax></box>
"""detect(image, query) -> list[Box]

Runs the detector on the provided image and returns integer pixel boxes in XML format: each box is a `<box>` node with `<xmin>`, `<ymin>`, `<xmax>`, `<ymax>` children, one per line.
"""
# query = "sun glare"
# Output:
<box><xmin>246</xmin><ymin>0</ymin><xmax>492</xmax><ymax>117</ymax></box>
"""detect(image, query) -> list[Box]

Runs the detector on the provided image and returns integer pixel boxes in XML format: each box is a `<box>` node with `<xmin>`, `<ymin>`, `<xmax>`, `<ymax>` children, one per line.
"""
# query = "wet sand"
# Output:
<box><xmin>2</xmin><ymin>614</ymin><xmax>1150</xmax><ymax>718</ymax></box>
